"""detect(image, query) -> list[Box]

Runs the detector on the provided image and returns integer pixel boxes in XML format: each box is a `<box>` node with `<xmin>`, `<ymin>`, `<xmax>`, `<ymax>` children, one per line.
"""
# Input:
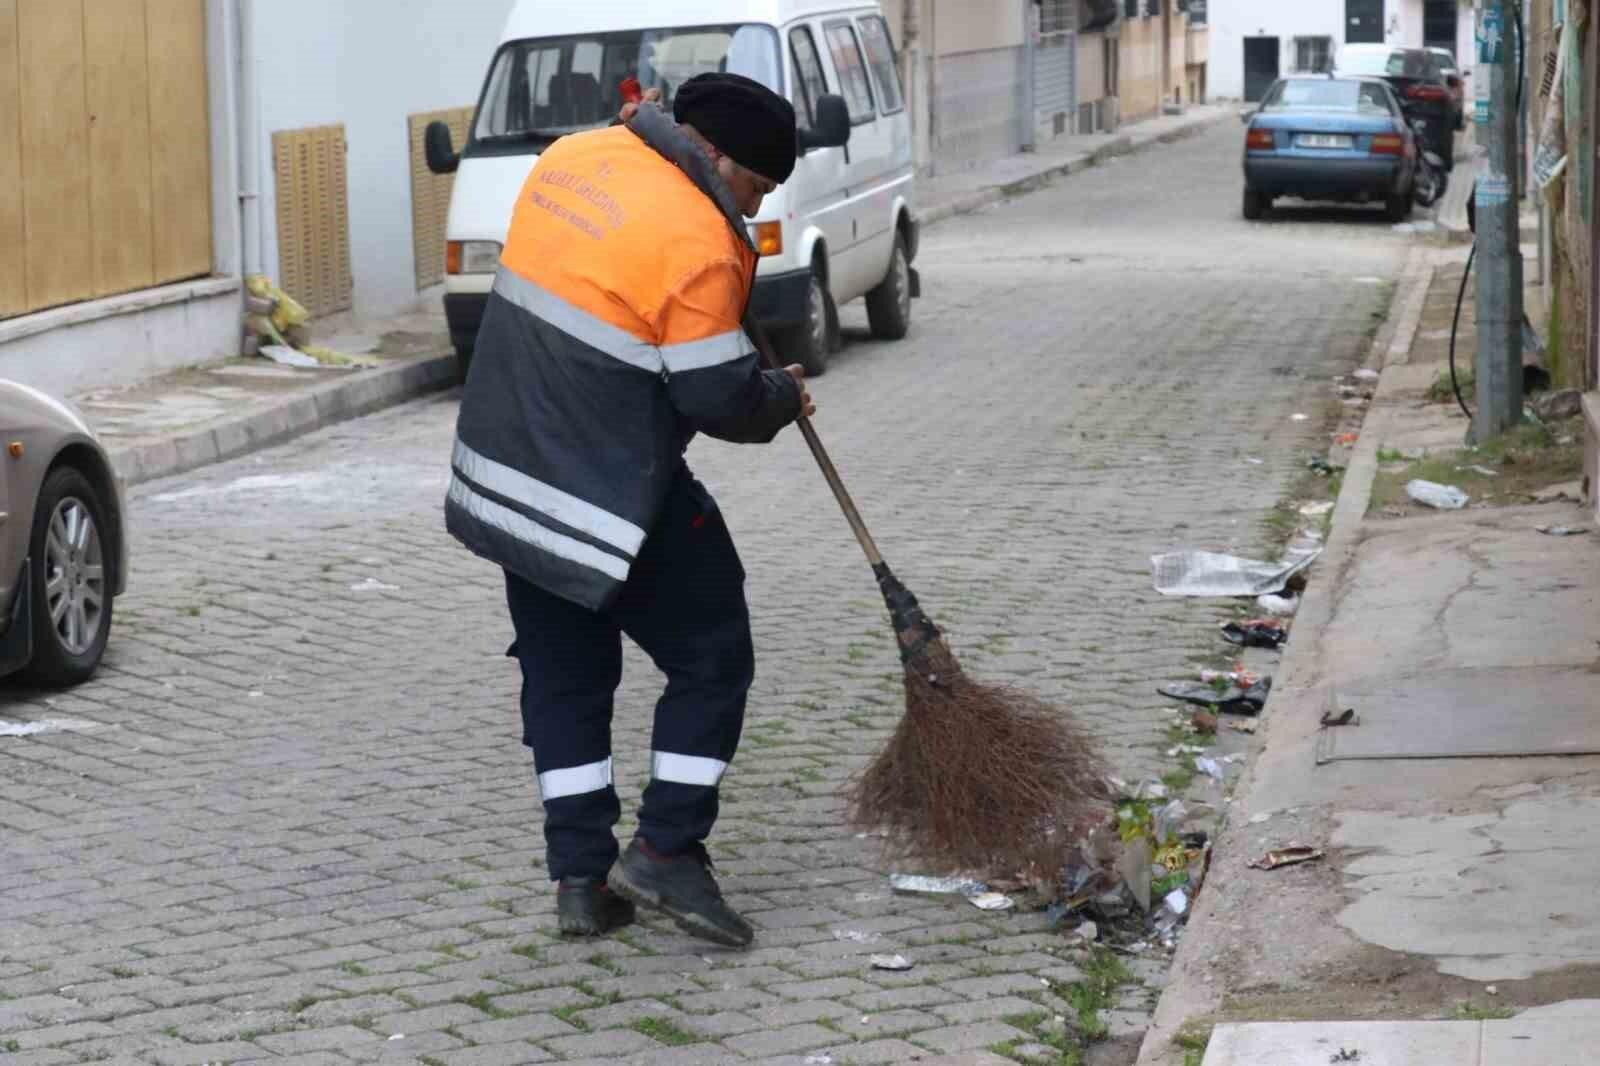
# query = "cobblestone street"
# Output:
<box><xmin>2</xmin><ymin>126</ymin><xmax>1408</xmax><ymax>1065</ymax></box>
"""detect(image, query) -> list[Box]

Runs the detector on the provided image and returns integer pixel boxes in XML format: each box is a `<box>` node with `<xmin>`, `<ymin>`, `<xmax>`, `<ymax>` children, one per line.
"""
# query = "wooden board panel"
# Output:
<box><xmin>273</xmin><ymin>124</ymin><xmax>351</xmax><ymax>318</ymax></box>
<box><xmin>146</xmin><ymin>0</ymin><xmax>211</xmax><ymax>283</ymax></box>
<box><xmin>85</xmin><ymin>0</ymin><xmax>154</xmax><ymax>297</ymax></box>
<box><xmin>408</xmin><ymin>106</ymin><xmax>472</xmax><ymax>290</ymax></box>
<box><xmin>17</xmin><ymin>0</ymin><xmax>91</xmax><ymax>313</ymax></box>
<box><xmin>0</xmin><ymin>0</ymin><xmax>24</xmax><ymax>317</ymax></box>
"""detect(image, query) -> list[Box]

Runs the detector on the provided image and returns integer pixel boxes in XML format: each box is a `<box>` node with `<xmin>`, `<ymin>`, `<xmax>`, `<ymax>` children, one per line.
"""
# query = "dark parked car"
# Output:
<box><xmin>1427</xmin><ymin>47</ymin><xmax>1469</xmax><ymax>132</ymax></box>
<box><xmin>1336</xmin><ymin>44</ymin><xmax>1457</xmax><ymax>168</ymax></box>
<box><xmin>1241</xmin><ymin>75</ymin><xmax>1420</xmax><ymax>222</ymax></box>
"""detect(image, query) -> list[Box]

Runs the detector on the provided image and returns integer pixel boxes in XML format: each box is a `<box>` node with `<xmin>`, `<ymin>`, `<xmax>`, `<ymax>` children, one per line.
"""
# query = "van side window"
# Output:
<box><xmin>824</xmin><ymin>22</ymin><xmax>876</xmax><ymax>123</ymax></box>
<box><xmin>856</xmin><ymin>16</ymin><xmax>903</xmax><ymax>115</ymax></box>
<box><xmin>790</xmin><ymin>26</ymin><xmax>829</xmax><ymax>129</ymax></box>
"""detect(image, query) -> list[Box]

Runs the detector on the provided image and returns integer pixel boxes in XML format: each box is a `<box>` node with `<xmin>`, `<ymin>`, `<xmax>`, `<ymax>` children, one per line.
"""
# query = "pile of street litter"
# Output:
<box><xmin>242</xmin><ymin>275</ymin><xmax>380</xmax><ymax>369</ymax></box>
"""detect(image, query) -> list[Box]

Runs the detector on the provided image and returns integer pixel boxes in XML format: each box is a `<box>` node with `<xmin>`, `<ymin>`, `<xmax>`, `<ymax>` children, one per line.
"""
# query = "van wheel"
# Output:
<box><xmin>779</xmin><ymin>261</ymin><xmax>831</xmax><ymax>377</ymax></box>
<box><xmin>866</xmin><ymin>235</ymin><xmax>912</xmax><ymax>341</ymax></box>
<box><xmin>18</xmin><ymin>467</ymin><xmax>114</xmax><ymax>688</ymax></box>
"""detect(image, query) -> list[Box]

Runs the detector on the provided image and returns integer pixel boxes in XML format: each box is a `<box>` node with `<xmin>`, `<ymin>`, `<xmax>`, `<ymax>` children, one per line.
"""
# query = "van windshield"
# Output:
<box><xmin>473</xmin><ymin>24</ymin><xmax>782</xmax><ymax>144</ymax></box>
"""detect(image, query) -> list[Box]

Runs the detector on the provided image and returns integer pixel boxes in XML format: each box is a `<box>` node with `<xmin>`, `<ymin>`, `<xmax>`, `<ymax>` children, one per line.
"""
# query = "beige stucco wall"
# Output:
<box><xmin>935</xmin><ymin>0</ymin><xmax>1023</xmax><ymax>54</ymax></box>
<box><xmin>1078</xmin><ymin>30</ymin><xmax>1106</xmax><ymax>106</ymax></box>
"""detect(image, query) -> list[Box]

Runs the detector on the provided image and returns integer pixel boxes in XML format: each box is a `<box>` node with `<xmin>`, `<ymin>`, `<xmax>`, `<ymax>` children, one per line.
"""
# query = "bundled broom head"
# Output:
<box><xmin>846</xmin><ymin>565</ymin><xmax>1112</xmax><ymax>880</ymax></box>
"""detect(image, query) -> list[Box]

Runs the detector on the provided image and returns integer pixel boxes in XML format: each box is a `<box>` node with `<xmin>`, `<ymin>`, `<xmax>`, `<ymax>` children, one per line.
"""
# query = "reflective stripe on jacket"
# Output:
<box><xmin>446</xmin><ymin>104</ymin><xmax>801</xmax><ymax>610</ymax></box>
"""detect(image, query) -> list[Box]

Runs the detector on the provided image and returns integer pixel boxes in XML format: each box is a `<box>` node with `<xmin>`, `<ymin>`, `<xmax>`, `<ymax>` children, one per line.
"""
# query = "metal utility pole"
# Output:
<box><xmin>1472</xmin><ymin>0</ymin><xmax>1524</xmax><ymax>441</ymax></box>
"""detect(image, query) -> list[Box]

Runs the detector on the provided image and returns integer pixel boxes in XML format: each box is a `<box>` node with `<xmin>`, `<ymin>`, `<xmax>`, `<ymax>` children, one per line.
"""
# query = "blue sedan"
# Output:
<box><xmin>1242</xmin><ymin>75</ymin><xmax>1420</xmax><ymax>222</ymax></box>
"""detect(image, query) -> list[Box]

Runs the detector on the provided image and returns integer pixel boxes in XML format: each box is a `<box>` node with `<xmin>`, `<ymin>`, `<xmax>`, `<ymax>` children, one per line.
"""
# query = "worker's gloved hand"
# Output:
<box><xmin>784</xmin><ymin>365</ymin><xmax>816</xmax><ymax>419</ymax></box>
<box><xmin>619</xmin><ymin>87</ymin><xmax>663</xmax><ymax>125</ymax></box>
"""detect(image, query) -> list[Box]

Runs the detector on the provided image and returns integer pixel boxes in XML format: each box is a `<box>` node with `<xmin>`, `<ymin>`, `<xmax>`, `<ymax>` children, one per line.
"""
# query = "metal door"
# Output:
<box><xmin>1243</xmin><ymin>37</ymin><xmax>1279</xmax><ymax>102</ymax></box>
<box><xmin>1033</xmin><ymin>0</ymin><xmax>1077</xmax><ymax>130</ymax></box>
<box><xmin>1346</xmin><ymin>0</ymin><xmax>1385</xmax><ymax>44</ymax></box>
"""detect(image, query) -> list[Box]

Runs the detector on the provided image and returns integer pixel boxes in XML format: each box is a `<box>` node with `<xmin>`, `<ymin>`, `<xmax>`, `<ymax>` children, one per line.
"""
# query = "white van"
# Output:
<box><xmin>425</xmin><ymin>0</ymin><xmax>919</xmax><ymax>378</ymax></box>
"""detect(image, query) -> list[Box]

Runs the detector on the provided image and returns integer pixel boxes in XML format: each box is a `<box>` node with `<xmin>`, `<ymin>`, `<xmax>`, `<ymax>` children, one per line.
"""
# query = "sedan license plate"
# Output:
<box><xmin>1298</xmin><ymin>133</ymin><xmax>1353</xmax><ymax>149</ymax></box>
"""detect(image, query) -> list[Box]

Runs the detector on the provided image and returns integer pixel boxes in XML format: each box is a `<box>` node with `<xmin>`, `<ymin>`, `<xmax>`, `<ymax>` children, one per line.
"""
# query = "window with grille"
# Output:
<box><xmin>1146</xmin><ymin>0</ymin><xmax>1163</xmax><ymax>15</ymax></box>
<box><xmin>1125</xmin><ymin>0</ymin><xmax>1140</xmax><ymax>19</ymax></box>
<box><xmin>1039</xmin><ymin>0</ymin><xmax>1072</xmax><ymax>34</ymax></box>
<box><xmin>1294</xmin><ymin>36</ymin><xmax>1333</xmax><ymax>73</ymax></box>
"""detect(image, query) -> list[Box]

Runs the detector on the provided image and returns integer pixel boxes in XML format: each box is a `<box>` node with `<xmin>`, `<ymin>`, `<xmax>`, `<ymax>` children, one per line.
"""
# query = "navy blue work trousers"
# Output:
<box><xmin>504</xmin><ymin>468</ymin><xmax>754</xmax><ymax>881</ymax></box>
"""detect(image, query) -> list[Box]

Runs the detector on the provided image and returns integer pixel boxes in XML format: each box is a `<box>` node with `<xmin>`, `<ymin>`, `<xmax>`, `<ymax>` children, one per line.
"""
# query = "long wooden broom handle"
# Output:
<box><xmin>743</xmin><ymin>316</ymin><xmax>885</xmax><ymax>568</ymax></box>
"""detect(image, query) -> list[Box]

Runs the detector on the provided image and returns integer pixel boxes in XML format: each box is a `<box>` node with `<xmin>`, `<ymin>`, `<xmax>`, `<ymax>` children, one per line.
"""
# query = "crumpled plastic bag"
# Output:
<box><xmin>246</xmin><ymin>274</ymin><xmax>309</xmax><ymax>335</ymax></box>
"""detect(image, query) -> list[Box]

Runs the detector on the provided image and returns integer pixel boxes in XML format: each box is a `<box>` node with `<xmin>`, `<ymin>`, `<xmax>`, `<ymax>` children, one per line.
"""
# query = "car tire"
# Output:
<box><xmin>1242</xmin><ymin>188</ymin><xmax>1268</xmax><ymax>221</ymax></box>
<box><xmin>778</xmin><ymin>259</ymin><xmax>832</xmax><ymax>377</ymax></box>
<box><xmin>17</xmin><ymin>467</ymin><xmax>114</xmax><ymax>688</ymax></box>
<box><xmin>866</xmin><ymin>234</ymin><xmax>913</xmax><ymax>341</ymax></box>
<box><xmin>1385</xmin><ymin>189</ymin><xmax>1413</xmax><ymax>223</ymax></box>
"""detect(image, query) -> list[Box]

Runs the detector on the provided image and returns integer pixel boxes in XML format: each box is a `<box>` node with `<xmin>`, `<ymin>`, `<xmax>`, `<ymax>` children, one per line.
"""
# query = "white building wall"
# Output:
<box><xmin>244</xmin><ymin>0</ymin><xmax>518</xmax><ymax>322</ymax></box>
<box><xmin>1208</xmin><ymin>0</ymin><xmax>1427</xmax><ymax>100</ymax></box>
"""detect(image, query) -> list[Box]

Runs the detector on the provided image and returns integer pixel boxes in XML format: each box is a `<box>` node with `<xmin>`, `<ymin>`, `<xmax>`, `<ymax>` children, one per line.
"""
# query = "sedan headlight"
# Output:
<box><xmin>447</xmin><ymin>240</ymin><xmax>502</xmax><ymax>275</ymax></box>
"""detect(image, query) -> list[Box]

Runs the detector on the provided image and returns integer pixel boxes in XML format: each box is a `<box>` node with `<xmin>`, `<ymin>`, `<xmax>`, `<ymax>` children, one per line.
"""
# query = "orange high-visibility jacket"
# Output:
<box><xmin>446</xmin><ymin>105</ymin><xmax>801</xmax><ymax>611</ymax></box>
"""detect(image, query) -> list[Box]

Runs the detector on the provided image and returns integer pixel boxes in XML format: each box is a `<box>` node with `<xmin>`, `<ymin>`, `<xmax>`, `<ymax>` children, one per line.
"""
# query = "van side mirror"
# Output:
<box><xmin>425</xmin><ymin>121</ymin><xmax>460</xmax><ymax>175</ymax></box>
<box><xmin>799</xmin><ymin>94</ymin><xmax>851</xmax><ymax>151</ymax></box>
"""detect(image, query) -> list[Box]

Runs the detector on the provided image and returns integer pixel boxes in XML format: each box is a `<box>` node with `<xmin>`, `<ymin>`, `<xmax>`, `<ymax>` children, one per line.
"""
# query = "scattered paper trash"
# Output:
<box><xmin>1299</xmin><ymin>501</ymin><xmax>1335</xmax><ymax>518</ymax></box>
<box><xmin>1195</xmin><ymin>757</ymin><xmax>1226</xmax><ymax>781</ymax></box>
<box><xmin>1536</xmin><ymin>525</ymin><xmax>1591</xmax><ymax>537</ymax></box>
<box><xmin>387</xmin><ymin>1034</ymin><xmax>405</xmax><ymax>1041</ymax></box>
<box><xmin>1227</xmin><ymin>720</ymin><xmax>1259</xmax><ymax>734</ymax></box>
<box><xmin>969</xmin><ymin>892</ymin><xmax>1015</xmax><ymax>911</ymax></box>
<box><xmin>350</xmin><ymin>578</ymin><xmax>400</xmax><ymax>592</ymax></box>
<box><xmin>1249</xmin><ymin>812</ymin><xmax>1272</xmax><ymax>825</ymax></box>
<box><xmin>1221</xmin><ymin>620</ymin><xmax>1288</xmax><ymax>650</ymax></box>
<box><xmin>890</xmin><ymin>874</ymin><xmax>987</xmax><ymax>897</ymax></box>
<box><xmin>834</xmin><ymin>929</ymin><xmax>880</xmax><ymax>944</ymax></box>
<box><xmin>1248</xmin><ymin>846</ymin><xmax>1325</xmax><ymax>871</ymax></box>
<box><xmin>804</xmin><ymin>1055</ymin><xmax>835</xmax><ymax>1065</ymax></box>
<box><xmin>870</xmin><ymin>954</ymin><xmax>913</xmax><ymax>971</ymax></box>
<box><xmin>1406</xmin><ymin>480</ymin><xmax>1469</xmax><ymax>510</ymax></box>
<box><xmin>1245</xmin><ymin>457</ymin><xmax>1265</xmax><ymax>465</ymax></box>
<box><xmin>1256</xmin><ymin>593</ymin><xmax>1299</xmax><ymax>616</ymax></box>
<box><xmin>1163</xmin><ymin>888</ymin><xmax>1190</xmax><ymax>916</ymax></box>
<box><xmin>260</xmin><ymin>344</ymin><xmax>320</xmax><ymax>368</ymax></box>
<box><xmin>1354</xmin><ymin>368</ymin><xmax>1380</xmax><ymax>382</ymax></box>
<box><xmin>1292</xmin><ymin>413</ymin><xmax>1310</xmax><ymax>422</ymax></box>
<box><xmin>1459</xmin><ymin>464</ymin><xmax>1499</xmax><ymax>478</ymax></box>
<box><xmin>1074</xmin><ymin>920</ymin><xmax>1099</xmax><ymax>941</ymax></box>
<box><xmin>1486</xmin><ymin>985</ymin><xmax>1498</xmax><ymax>996</ymax></box>
<box><xmin>1151</xmin><ymin>549</ymin><xmax>1321</xmax><ymax>598</ymax></box>
<box><xmin>0</xmin><ymin>718</ymin><xmax>102</xmax><ymax>738</ymax></box>
<box><xmin>1153</xmin><ymin>799</ymin><xmax>1188</xmax><ymax>842</ymax></box>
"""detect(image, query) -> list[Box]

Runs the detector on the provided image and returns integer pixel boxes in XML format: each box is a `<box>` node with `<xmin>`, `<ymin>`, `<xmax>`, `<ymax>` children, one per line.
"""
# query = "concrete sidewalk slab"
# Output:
<box><xmin>1205</xmin><ymin>1015</ymin><xmax>1600</xmax><ymax>1066</ymax></box>
<box><xmin>1138</xmin><ymin>245</ymin><xmax>1600</xmax><ymax>1066</ymax></box>
<box><xmin>73</xmin><ymin>315</ymin><xmax>455</xmax><ymax>486</ymax></box>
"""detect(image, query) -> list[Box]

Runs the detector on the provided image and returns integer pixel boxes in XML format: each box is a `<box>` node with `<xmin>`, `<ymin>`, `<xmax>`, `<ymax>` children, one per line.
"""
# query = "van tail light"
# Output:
<box><xmin>1370</xmin><ymin>133</ymin><xmax>1405</xmax><ymax>156</ymax></box>
<box><xmin>1405</xmin><ymin>83</ymin><xmax>1451</xmax><ymax>103</ymax></box>
<box><xmin>1246</xmin><ymin>128</ymin><xmax>1275</xmax><ymax>151</ymax></box>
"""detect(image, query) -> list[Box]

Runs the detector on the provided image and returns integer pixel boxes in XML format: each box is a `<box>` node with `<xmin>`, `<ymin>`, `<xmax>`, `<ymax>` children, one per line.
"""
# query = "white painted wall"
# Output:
<box><xmin>244</xmin><ymin>0</ymin><xmax>519</xmax><ymax>321</ymax></box>
<box><xmin>1207</xmin><ymin>0</ymin><xmax>1432</xmax><ymax>99</ymax></box>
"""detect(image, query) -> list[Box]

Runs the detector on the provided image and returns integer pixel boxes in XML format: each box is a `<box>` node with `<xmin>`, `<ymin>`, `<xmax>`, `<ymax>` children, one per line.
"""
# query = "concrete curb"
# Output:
<box><xmin>110</xmin><ymin>351</ymin><xmax>457</xmax><ymax>487</ymax></box>
<box><xmin>1133</xmin><ymin>243</ymin><xmax>1436</xmax><ymax>1066</ymax></box>
<box><xmin>920</xmin><ymin>111</ymin><xmax>1232</xmax><ymax>229</ymax></box>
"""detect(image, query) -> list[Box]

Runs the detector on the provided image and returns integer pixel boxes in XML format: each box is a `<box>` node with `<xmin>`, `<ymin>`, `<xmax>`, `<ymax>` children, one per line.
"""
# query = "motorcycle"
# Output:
<box><xmin>1411</xmin><ymin>118</ymin><xmax>1449</xmax><ymax>207</ymax></box>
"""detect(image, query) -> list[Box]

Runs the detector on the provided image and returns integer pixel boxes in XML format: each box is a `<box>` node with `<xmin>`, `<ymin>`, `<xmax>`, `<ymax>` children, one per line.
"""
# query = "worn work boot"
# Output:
<box><xmin>556</xmin><ymin>876</ymin><xmax>636</xmax><ymax>937</ymax></box>
<box><xmin>609</xmin><ymin>839</ymin><xmax>754</xmax><ymax>948</ymax></box>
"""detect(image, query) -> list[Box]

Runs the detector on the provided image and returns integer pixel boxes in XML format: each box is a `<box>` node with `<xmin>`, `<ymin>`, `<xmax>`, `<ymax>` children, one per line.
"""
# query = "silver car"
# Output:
<box><xmin>0</xmin><ymin>382</ymin><xmax>128</xmax><ymax>686</ymax></box>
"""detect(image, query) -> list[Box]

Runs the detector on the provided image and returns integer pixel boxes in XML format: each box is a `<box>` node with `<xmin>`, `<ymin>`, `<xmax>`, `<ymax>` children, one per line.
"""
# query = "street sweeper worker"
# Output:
<box><xmin>445</xmin><ymin>72</ymin><xmax>814</xmax><ymax>947</ymax></box>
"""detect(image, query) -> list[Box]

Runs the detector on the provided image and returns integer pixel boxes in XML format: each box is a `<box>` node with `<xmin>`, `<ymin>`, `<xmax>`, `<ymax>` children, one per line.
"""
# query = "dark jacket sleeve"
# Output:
<box><xmin>656</xmin><ymin>260</ymin><xmax>802</xmax><ymax>443</ymax></box>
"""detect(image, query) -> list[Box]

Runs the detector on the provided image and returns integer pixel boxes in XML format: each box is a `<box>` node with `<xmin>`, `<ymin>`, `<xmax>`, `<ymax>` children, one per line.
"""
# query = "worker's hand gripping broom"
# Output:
<box><xmin>744</xmin><ymin>317</ymin><xmax>1110</xmax><ymax>878</ymax></box>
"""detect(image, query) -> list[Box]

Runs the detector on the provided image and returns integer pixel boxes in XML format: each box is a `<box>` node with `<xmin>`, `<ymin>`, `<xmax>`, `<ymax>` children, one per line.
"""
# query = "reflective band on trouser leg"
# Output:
<box><xmin>651</xmin><ymin>751</ymin><xmax>729</xmax><ymax>787</ymax></box>
<box><xmin>538</xmin><ymin>757</ymin><xmax>614</xmax><ymax>801</ymax></box>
